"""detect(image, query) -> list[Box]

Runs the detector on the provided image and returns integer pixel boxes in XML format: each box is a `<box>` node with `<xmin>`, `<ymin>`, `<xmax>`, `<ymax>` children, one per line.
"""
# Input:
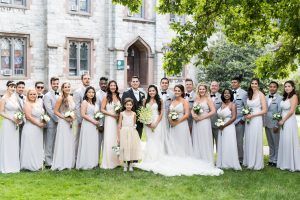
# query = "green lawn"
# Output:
<box><xmin>0</xmin><ymin>162</ymin><xmax>299</xmax><ymax>200</ymax></box>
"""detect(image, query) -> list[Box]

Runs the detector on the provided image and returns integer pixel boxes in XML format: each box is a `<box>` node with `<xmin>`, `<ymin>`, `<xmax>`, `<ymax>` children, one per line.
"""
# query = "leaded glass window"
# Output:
<box><xmin>70</xmin><ymin>0</ymin><xmax>90</xmax><ymax>13</ymax></box>
<box><xmin>68</xmin><ymin>41</ymin><xmax>90</xmax><ymax>76</ymax></box>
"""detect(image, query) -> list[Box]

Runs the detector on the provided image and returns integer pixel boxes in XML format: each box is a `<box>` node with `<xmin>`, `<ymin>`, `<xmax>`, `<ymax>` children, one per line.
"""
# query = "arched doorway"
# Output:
<box><xmin>125</xmin><ymin>37</ymin><xmax>153</xmax><ymax>89</ymax></box>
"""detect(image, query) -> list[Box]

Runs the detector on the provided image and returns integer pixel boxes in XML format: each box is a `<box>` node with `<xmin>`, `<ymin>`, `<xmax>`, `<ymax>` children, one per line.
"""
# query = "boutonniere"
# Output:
<box><xmin>236</xmin><ymin>93</ymin><xmax>239</xmax><ymax>97</ymax></box>
<box><xmin>272</xmin><ymin>97</ymin><xmax>277</xmax><ymax>101</ymax></box>
<box><xmin>166</xmin><ymin>93</ymin><xmax>170</xmax><ymax>98</ymax></box>
<box><xmin>140</xmin><ymin>92</ymin><xmax>145</xmax><ymax>99</ymax></box>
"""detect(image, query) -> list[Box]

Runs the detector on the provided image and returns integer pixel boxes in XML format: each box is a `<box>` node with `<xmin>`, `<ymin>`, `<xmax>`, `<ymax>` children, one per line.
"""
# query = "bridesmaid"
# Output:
<box><xmin>0</xmin><ymin>81</ymin><xmax>21</xmax><ymax>173</ymax></box>
<box><xmin>243</xmin><ymin>78</ymin><xmax>267</xmax><ymax>170</ymax></box>
<box><xmin>216</xmin><ymin>89</ymin><xmax>241</xmax><ymax>170</ymax></box>
<box><xmin>277</xmin><ymin>80</ymin><xmax>300</xmax><ymax>171</ymax></box>
<box><xmin>101</xmin><ymin>80</ymin><xmax>121</xmax><ymax>169</ymax></box>
<box><xmin>166</xmin><ymin>84</ymin><xmax>193</xmax><ymax>157</ymax></box>
<box><xmin>191</xmin><ymin>83</ymin><xmax>216</xmax><ymax>164</ymax></box>
<box><xmin>20</xmin><ymin>89</ymin><xmax>46</xmax><ymax>171</ymax></box>
<box><xmin>51</xmin><ymin>82</ymin><xmax>76</xmax><ymax>170</ymax></box>
<box><xmin>76</xmin><ymin>86</ymin><xmax>100</xmax><ymax>170</ymax></box>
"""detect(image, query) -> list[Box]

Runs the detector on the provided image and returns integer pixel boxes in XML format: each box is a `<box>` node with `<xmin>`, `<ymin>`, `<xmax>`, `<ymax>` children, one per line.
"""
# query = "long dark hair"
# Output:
<box><xmin>83</xmin><ymin>86</ymin><xmax>96</xmax><ymax>105</ymax></box>
<box><xmin>174</xmin><ymin>84</ymin><xmax>185</xmax><ymax>98</ymax></box>
<box><xmin>221</xmin><ymin>89</ymin><xmax>234</xmax><ymax>103</ymax></box>
<box><xmin>61</xmin><ymin>82</ymin><xmax>70</xmax><ymax>110</ymax></box>
<box><xmin>283</xmin><ymin>80</ymin><xmax>296</xmax><ymax>101</ymax></box>
<box><xmin>248</xmin><ymin>78</ymin><xmax>260</xmax><ymax>100</ymax></box>
<box><xmin>106</xmin><ymin>80</ymin><xmax>121</xmax><ymax>103</ymax></box>
<box><xmin>145</xmin><ymin>85</ymin><xmax>162</xmax><ymax>114</ymax></box>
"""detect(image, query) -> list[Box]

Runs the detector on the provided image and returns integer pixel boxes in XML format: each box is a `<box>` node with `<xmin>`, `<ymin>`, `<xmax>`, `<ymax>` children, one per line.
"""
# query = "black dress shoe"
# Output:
<box><xmin>268</xmin><ymin>162</ymin><xmax>276</xmax><ymax>167</ymax></box>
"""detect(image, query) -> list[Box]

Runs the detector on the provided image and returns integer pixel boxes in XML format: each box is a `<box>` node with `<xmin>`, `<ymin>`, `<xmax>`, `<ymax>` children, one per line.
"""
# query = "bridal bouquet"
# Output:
<box><xmin>114</xmin><ymin>104</ymin><xmax>122</xmax><ymax>114</ymax></box>
<box><xmin>193</xmin><ymin>104</ymin><xmax>204</xmax><ymax>115</ymax></box>
<box><xmin>41</xmin><ymin>114</ymin><xmax>50</xmax><ymax>123</ymax></box>
<box><xmin>241</xmin><ymin>106</ymin><xmax>252</xmax><ymax>124</ymax></box>
<box><xmin>137</xmin><ymin>104</ymin><xmax>153</xmax><ymax>124</ymax></box>
<box><xmin>14</xmin><ymin>111</ymin><xmax>24</xmax><ymax>130</ymax></box>
<box><xmin>168</xmin><ymin>110</ymin><xmax>179</xmax><ymax>121</ymax></box>
<box><xmin>137</xmin><ymin>104</ymin><xmax>154</xmax><ymax>131</ymax></box>
<box><xmin>64</xmin><ymin>110</ymin><xmax>75</xmax><ymax>128</ymax></box>
<box><xmin>94</xmin><ymin>111</ymin><xmax>104</xmax><ymax>132</ymax></box>
<box><xmin>112</xmin><ymin>145</ymin><xmax>120</xmax><ymax>156</ymax></box>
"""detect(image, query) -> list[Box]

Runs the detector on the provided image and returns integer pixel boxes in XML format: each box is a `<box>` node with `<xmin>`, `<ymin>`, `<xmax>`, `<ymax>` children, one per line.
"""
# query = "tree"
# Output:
<box><xmin>197</xmin><ymin>40</ymin><xmax>263</xmax><ymax>90</ymax></box>
<box><xmin>155</xmin><ymin>0</ymin><xmax>300</xmax><ymax>79</ymax></box>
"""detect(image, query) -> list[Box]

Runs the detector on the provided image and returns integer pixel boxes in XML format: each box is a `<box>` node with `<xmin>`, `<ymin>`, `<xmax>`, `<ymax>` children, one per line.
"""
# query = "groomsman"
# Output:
<box><xmin>160</xmin><ymin>77</ymin><xmax>175</xmax><ymax>112</ymax></box>
<box><xmin>35</xmin><ymin>81</ymin><xmax>45</xmax><ymax>106</ymax></box>
<box><xmin>73</xmin><ymin>74</ymin><xmax>91</xmax><ymax>158</ymax></box>
<box><xmin>16</xmin><ymin>81</ymin><xmax>26</xmax><ymax>146</ymax></box>
<box><xmin>43</xmin><ymin>77</ymin><xmax>60</xmax><ymax>167</ymax></box>
<box><xmin>210</xmin><ymin>81</ymin><xmax>222</xmax><ymax>147</ymax></box>
<box><xmin>184</xmin><ymin>78</ymin><xmax>196</xmax><ymax>133</ymax></box>
<box><xmin>231</xmin><ymin>77</ymin><xmax>247</xmax><ymax>163</ymax></box>
<box><xmin>96</xmin><ymin>77</ymin><xmax>108</xmax><ymax>157</ymax></box>
<box><xmin>264</xmin><ymin>81</ymin><xmax>282</xmax><ymax>167</ymax></box>
<box><xmin>121</xmin><ymin>76</ymin><xmax>145</xmax><ymax>138</ymax></box>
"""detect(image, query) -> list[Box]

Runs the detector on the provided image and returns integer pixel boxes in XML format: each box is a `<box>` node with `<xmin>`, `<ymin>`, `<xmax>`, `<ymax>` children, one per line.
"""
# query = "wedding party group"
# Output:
<box><xmin>0</xmin><ymin>73</ymin><xmax>299</xmax><ymax>176</ymax></box>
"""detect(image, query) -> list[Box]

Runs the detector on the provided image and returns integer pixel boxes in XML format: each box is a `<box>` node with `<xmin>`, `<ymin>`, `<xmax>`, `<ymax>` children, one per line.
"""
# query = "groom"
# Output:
<box><xmin>121</xmin><ymin>76</ymin><xmax>145</xmax><ymax>138</ymax></box>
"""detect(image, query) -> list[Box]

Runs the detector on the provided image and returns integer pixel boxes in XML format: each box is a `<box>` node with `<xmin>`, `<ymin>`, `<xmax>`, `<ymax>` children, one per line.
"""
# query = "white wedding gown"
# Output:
<box><xmin>136</xmin><ymin>102</ymin><xmax>223</xmax><ymax>176</ymax></box>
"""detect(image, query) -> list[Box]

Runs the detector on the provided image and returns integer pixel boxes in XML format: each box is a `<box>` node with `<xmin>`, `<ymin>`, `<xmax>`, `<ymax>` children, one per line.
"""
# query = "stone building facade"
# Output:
<box><xmin>0</xmin><ymin>0</ymin><xmax>195</xmax><ymax>93</ymax></box>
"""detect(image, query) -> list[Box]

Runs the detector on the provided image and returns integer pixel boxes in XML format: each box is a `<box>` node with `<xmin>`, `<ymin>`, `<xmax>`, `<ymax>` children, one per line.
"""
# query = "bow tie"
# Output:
<box><xmin>210</xmin><ymin>94</ymin><xmax>216</xmax><ymax>97</ymax></box>
<box><xmin>185</xmin><ymin>93</ymin><xmax>190</xmax><ymax>97</ymax></box>
<box><xmin>55</xmin><ymin>92</ymin><xmax>59</xmax><ymax>95</ymax></box>
<box><xmin>232</xmin><ymin>90</ymin><xmax>237</xmax><ymax>94</ymax></box>
<box><xmin>161</xmin><ymin>91</ymin><xmax>167</xmax><ymax>95</ymax></box>
<box><xmin>38</xmin><ymin>95</ymin><xmax>43</xmax><ymax>99</ymax></box>
<box><xmin>19</xmin><ymin>95</ymin><xmax>24</xmax><ymax>99</ymax></box>
<box><xmin>269</xmin><ymin>95</ymin><xmax>274</xmax><ymax>98</ymax></box>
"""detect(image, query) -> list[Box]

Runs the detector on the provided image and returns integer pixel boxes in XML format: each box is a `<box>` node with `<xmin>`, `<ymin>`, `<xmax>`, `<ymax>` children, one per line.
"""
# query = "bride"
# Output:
<box><xmin>136</xmin><ymin>84</ymin><xmax>223</xmax><ymax>176</ymax></box>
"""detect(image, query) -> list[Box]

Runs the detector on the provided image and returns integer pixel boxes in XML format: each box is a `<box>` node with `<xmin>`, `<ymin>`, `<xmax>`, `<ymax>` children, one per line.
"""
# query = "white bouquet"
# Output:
<box><xmin>193</xmin><ymin>104</ymin><xmax>204</xmax><ymax>115</ymax></box>
<box><xmin>168</xmin><ymin>110</ymin><xmax>179</xmax><ymax>121</ymax></box>
<box><xmin>94</xmin><ymin>111</ymin><xmax>104</xmax><ymax>120</ymax></box>
<box><xmin>241</xmin><ymin>106</ymin><xmax>252</xmax><ymax>124</ymax></box>
<box><xmin>112</xmin><ymin>145</ymin><xmax>120</xmax><ymax>156</ymax></box>
<box><xmin>41</xmin><ymin>114</ymin><xmax>50</xmax><ymax>123</ymax></box>
<box><xmin>215</xmin><ymin>118</ymin><xmax>225</xmax><ymax>128</ymax></box>
<box><xmin>272</xmin><ymin>112</ymin><xmax>283</xmax><ymax>129</ymax></box>
<box><xmin>272</xmin><ymin>112</ymin><xmax>282</xmax><ymax>121</ymax></box>
<box><xmin>114</xmin><ymin>104</ymin><xmax>122</xmax><ymax>114</ymax></box>
<box><xmin>14</xmin><ymin>111</ymin><xmax>24</xmax><ymax>130</ymax></box>
<box><xmin>64</xmin><ymin>110</ymin><xmax>75</xmax><ymax>128</ymax></box>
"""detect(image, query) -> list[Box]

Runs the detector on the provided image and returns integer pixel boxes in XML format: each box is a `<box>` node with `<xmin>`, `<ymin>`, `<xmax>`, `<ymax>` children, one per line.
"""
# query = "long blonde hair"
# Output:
<box><xmin>196</xmin><ymin>83</ymin><xmax>208</xmax><ymax>98</ymax></box>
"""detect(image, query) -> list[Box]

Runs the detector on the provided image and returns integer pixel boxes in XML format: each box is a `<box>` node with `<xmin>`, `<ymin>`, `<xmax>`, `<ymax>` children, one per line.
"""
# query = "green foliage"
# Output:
<box><xmin>1</xmin><ymin>166</ymin><xmax>300</xmax><ymax>199</ymax></box>
<box><xmin>112</xmin><ymin>0</ymin><xmax>142</xmax><ymax>13</ymax></box>
<box><xmin>197</xmin><ymin>40</ymin><xmax>264</xmax><ymax>90</ymax></box>
<box><xmin>157</xmin><ymin>0</ymin><xmax>300</xmax><ymax>79</ymax></box>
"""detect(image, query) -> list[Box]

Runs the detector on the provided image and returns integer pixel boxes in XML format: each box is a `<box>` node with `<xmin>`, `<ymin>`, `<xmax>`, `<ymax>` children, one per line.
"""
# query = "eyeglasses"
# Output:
<box><xmin>36</xmin><ymin>86</ymin><xmax>44</xmax><ymax>89</ymax></box>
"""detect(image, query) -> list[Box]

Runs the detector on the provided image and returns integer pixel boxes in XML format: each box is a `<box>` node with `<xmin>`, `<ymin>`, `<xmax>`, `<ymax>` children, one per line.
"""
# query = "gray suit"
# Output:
<box><xmin>43</xmin><ymin>90</ymin><xmax>59</xmax><ymax>166</ymax></box>
<box><xmin>210</xmin><ymin>92</ymin><xmax>222</xmax><ymax>147</ymax></box>
<box><xmin>160</xmin><ymin>89</ymin><xmax>175</xmax><ymax>116</ymax></box>
<box><xmin>233</xmin><ymin>88</ymin><xmax>248</xmax><ymax>162</ymax></box>
<box><xmin>17</xmin><ymin>94</ymin><xmax>25</xmax><ymax>148</ymax></box>
<box><xmin>264</xmin><ymin>93</ymin><xmax>282</xmax><ymax>164</ymax></box>
<box><xmin>96</xmin><ymin>89</ymin><xmax>106</xmax><ymax>157</ymax></box>
<box><xmin>184</xmin><ymin>91</ymin><xmax>196</xmax><ymax>133</ymax></box>
<box><xmin>73</xmin><ymin>86</ymin><xmax>87</xmax><ymax>159</ymax></box>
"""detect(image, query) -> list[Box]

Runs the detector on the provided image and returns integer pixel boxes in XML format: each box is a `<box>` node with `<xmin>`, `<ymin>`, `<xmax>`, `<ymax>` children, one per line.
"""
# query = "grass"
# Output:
<box><xmin>0</xmin><ymin>118</ymin><xmax>300</xmax><ymax>199</ymax></box>
<box><xmin>0</xmin><ymin>161</ymin><xmax>299</xmax><ymax>200</ymax></box>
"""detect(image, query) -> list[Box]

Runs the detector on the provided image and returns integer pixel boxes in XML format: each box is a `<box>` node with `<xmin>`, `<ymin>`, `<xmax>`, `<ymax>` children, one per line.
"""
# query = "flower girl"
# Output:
<box><xmin>117</xmin><ymin>98</ymin><xmax>141</xmax><ymax>172</ymax></box>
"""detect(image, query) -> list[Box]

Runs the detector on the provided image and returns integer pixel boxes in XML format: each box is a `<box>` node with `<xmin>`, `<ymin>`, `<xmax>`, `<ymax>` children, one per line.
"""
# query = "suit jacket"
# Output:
<box><xmin>160</xmin><ymin>89</ymin><xmax>175</xmax><ymax>115</ymax></box>
<box><xmin>184</xmin><ymin>90</ymin><xmax>196</xmax><ymax>110</ymax></box>
<box><xmin>233</xmin><ymin>88</ymin><xmax>248</xmax><ymax>124</ymax></box>
<box><xmin>73</xmin><ymin>86</ymin><xmax>86</xmax><ymax>124</ymax></box>
<box><xmin>17</xmin><ymin>94</ymin><xmax>25</xmax><ymax>110</ymax></box>
<box><xmin>264</xmin><ymin>93</ymin><xmax>282</xmax><ymax>128</ymax></box>
<box><xmin>43</xmin><ymin>90</ymin><xmax>59</xmax><ymax>128</ymax></box>
<box><xmin>96</xmin><ymin>90</ymin><xmax>106</xmax><ymax>108</ymax></box>
<box><xmin>121</xmin><ymin>88</ymin><xmax>145</xmax><ymax>114</ymax></box>
<box><xmin>210</xmin><ymin>92</ymin><xmax>222</xmax><ymax>128</ymax></box>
